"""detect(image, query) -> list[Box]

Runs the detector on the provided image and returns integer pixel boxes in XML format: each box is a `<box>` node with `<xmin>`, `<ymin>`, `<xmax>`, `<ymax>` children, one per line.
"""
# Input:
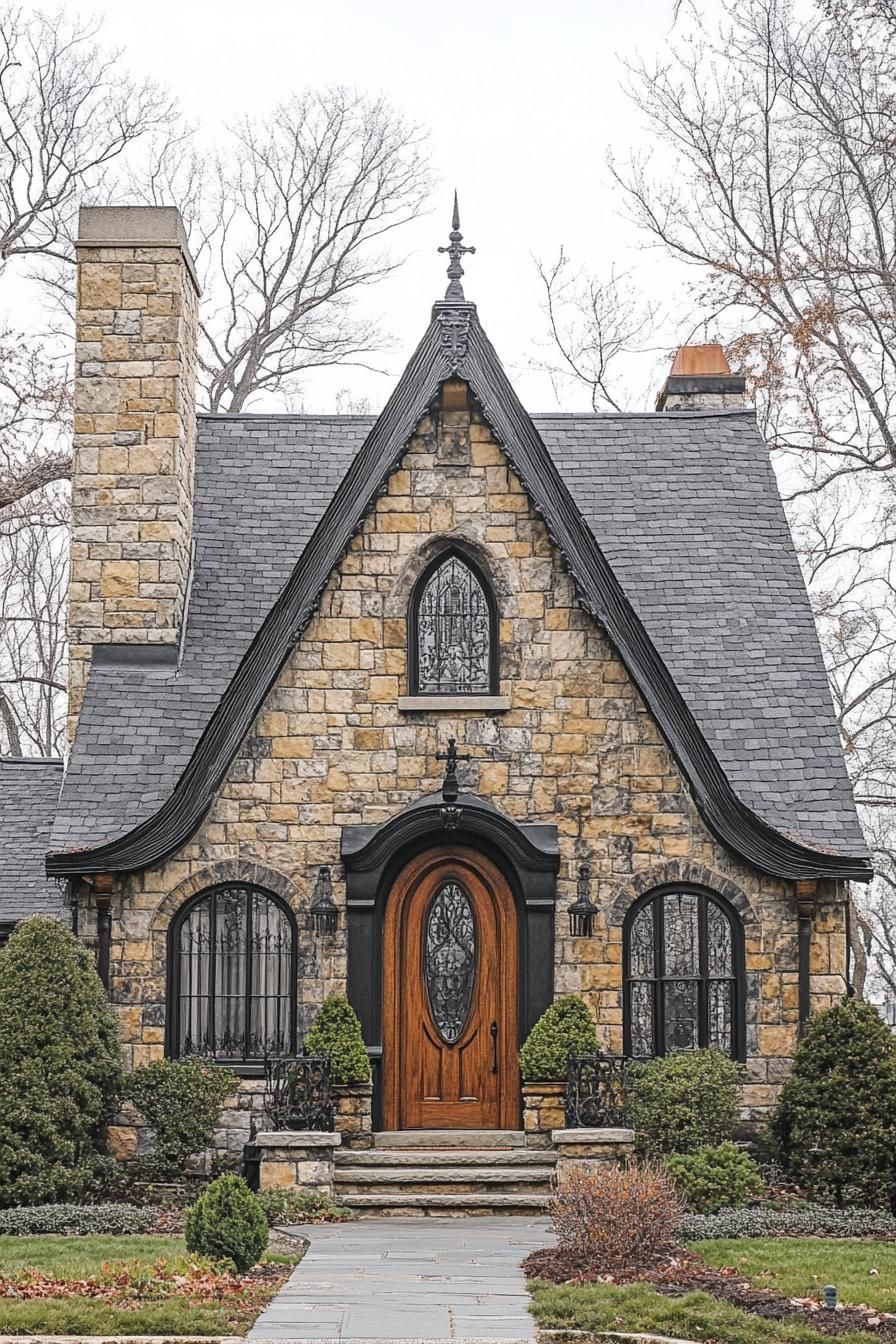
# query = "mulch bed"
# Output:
<box><xmin>523</xmin><ymin>1247</ymin><xmax>896</xmax><ymax>1339</ymax></box>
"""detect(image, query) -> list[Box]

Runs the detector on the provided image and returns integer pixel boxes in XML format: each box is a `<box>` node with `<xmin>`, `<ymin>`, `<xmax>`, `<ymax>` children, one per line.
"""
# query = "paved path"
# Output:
<box><xmin>247</xmin><ymin>1215</ymin><xmax>551</xmax><ymax>1343</ymax></box>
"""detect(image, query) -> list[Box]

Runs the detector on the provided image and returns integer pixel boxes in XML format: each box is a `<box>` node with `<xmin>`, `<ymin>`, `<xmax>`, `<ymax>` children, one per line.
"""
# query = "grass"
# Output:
<box><xmin>0</xmin><ymin>1233</ymin><xmax>297</xmax><ymax>1336</ymax></box>
<box><xmin>529</xmin><ymin>1280</ymin><xmax>881</xmax><ymax>1344</ymax></box>
<box><xmin>692</xmin><ymin>1238</ymin><xmax>896</xmax><ymax>1312</ymax></box>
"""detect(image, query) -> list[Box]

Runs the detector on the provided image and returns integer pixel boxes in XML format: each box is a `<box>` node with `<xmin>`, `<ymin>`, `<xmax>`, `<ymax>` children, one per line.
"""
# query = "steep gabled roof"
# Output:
<box><xmin>47</xmin><ymin>302</ymin><xmax>871</xmax><ymax>881</ymax></box>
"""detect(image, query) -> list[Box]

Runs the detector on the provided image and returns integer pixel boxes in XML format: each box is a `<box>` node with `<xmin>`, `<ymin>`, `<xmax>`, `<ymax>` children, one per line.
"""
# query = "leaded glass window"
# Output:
<box><xmin>624</xmin><ymin>888</ymin><xmax>741</xmax><ymax>1060</ymax></box>
<box><xmin>412</xmin><ymin>551</ymin><xmax>495</xmax><ymax>695</ymax></box>
<box><xmin>171</xmin><ymin>884</ymin><xmax>295</xmax><ymax>1066</ymax></box>
<box><xmin>423</xmin><ymin>881</ymin><xmax>477</xmax><ymax>1044</ymax></box>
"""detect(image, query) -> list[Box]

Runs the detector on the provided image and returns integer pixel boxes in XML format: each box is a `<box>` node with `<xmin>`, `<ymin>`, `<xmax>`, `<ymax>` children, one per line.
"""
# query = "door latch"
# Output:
<box><xmin>490</xmin><ymin>1020</ymin><xmax>499</xmax><ymax>1074</ymax></box>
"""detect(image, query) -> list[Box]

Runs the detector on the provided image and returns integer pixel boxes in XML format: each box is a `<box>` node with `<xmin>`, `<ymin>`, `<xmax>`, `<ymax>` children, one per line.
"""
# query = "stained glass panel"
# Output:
<box><xmin>424</xmin><ymin>881</ymin><xmax>477</xmax><ymax>1044</ymax></box>
<box><xmin>416</xmin><ymin>555</ymin><xmax>491</xmax><ymax>694</ymax></box>
<box><xmin>663</xmin><ymin>893</ymin><xmax>700</xmax><ymax>976</ymax></box>
<box><xmin>630</xmin><ymin>904</ymin><xmax>655</xmax><ymax>978</ymax></box>
<box><xmin>708</xmin><ymin>979</ymin><xmax>733</xmax><ymax>1052</ymax></box>
<box><xmin>707</xmin><ymin>901</ymin><xmax>733</xmax><ymax>977</ymax></box>
<box><xmin>663</xmin><ymin>978</ymin><xmax>700</xmax><ymax>1052</ymax></box>
<box><xmin>629</xmin><ymin>980</ymin><xmax>655</xmax><ymax>1057</ymax></box>
<box><xmin>177</xmin><ymin>885</ymin><xmax>293</xmax><ymax>1062</ymax></box>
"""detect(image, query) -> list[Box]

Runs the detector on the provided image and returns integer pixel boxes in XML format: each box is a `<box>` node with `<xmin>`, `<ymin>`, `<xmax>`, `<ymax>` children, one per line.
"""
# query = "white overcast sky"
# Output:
<box><xmin>18</xmin><ymin>0</ymin><xmax>731</xmax><ymax>412</ymax></box>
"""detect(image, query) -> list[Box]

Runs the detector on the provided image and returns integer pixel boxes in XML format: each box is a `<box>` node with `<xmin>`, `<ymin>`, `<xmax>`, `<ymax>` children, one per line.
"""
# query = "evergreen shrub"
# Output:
<box><xmin>681</xmin><ymin>1201</ymin><xmax>896</xmax><ymax>1240</ymax></box>
<box><xmin>185</xmin><ymin>1174</ymin><xmax>268</xmax><ymax>1271</ymax></box>
<box><xmin>0</xmin><ymin>916</ymin><xmax>123</xmax><ymax>1207</ymax></box>
<box><xmin>518</xmin><ymin>996</ymin><xmax>599</xmax><ymax>1082</ymax></box>
<box><xmin>627</xmin><ymin>1049</ymin><xmax>740</xmax><ymax>1156</ymax></box>
<box><xmin>665</xmin><ymin>1142</ymin><xmax>764</xmax><ymax>1213</ymax></box>
<box><xmin>304</xmin><ymin>995</ymin><xmax>370</xmax><ymax>1084</ymax></box>
<box><xmin>0</xmin><ymin>1202</ymin><xmax>154</xmax><ymax>1236</ymax></box>
<box><xmin>126</xmin><ymin>1057</ymin><xmax>235</xmax><ymax>1179</ymax></box>
<box><xmin>254</xmin><ymin>1187</ymin><xmax>353</xmax><ymax>1225</ymax></box>
<box><xmin>769</xmin><ymin>998</ymin><xmax>896</xmax><ymax>1210</ymax></box>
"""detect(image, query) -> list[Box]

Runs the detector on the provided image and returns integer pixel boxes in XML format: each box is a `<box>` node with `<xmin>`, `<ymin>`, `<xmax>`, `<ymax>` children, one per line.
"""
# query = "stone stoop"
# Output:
<box><xmin>334</xmin><ymin>1130</ymin><xmax>556</xmax><ymax>1215</ymax></box>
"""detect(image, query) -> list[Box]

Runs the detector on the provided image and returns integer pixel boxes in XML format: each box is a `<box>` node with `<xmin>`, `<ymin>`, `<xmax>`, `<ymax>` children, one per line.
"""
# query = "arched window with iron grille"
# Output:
<box><xmin>623</xmin><ymin>885</ymin><xmax>745</xmax><ymax>1061</ymax></box>
<box><xmin>409</xmin><ymin>548</ymin><xmax>498</xmax><ymax>696</ymax></box>
<box><xmin>168</xmin><ymin>883</ymin><xmax>296</xmax><ymax>1067</ymax></box>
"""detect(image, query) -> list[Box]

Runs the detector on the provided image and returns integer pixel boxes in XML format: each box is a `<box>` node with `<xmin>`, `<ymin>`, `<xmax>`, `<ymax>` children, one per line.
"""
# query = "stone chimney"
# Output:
<box><xmin>69</xmin><ymin>206</ymin><xmax>199</xmax><ymax>737</ymax></box>
<box><xmin>655</xmin><ymin>344</ymin><xmax>746</xmax><ymax>411</ymax></box>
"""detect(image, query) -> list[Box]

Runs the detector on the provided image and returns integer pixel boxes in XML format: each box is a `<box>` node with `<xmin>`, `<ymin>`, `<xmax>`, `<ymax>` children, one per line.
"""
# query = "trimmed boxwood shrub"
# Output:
<box><xmin>627</xmin><ymin>1049</ymin><xmax>740</xmax><ymax>1156</ymax></box>
<box><xmin>0</xmin><ymin>1202</ymin><xmax>155</xmax><ymax>1236</ymax></box>
<box><xmin>519</xmin><ymin>997</ymin><xmax>599</xmax><ymax>1082</ymax></box>
<box><xmin>185</xmin><ymin>1174</ymin><xmax>268</xmax><ymax>1271</ymax></box>
<box><xmin>0</xmin><ymin>916</ymin><xmax>123</xmax><ymax>1207</ymax></box>
<box><xmin>304</xmin><ymin>995</ymin><xmax>370</xmax><ymax>1084</ymax></box>
<box><xmin>126</xmin><ymin>1057</ymin><xmax>235</xmax><ymax>1179</ymax></box>
<box><xmin>665</xmin><ymin>1142</ymin><xmax>764</xmax><ymax>1213</ymax></box>
<box><xmin>681</xmin><ymin>1202</ymin><xmax>896</xmax><ymax>1241</ymax></box>
<box><xmin>769</xmin><ymin>998</ymin><xmax>896</xmax><ymax>1210</ymax></box>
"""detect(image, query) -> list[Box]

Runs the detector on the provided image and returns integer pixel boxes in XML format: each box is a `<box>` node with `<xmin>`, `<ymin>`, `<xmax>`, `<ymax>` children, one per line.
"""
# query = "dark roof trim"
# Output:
<box><xmin>47</xmin><ymin>304</ymin><xmax>871</xmax><ymax>882</ymax></box>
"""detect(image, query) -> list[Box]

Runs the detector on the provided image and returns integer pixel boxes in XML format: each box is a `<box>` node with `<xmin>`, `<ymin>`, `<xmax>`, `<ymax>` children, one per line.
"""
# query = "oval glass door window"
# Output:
<box><xmin>423</xmin><ymin>881</ymin><xmax>477</xmax><ymax>1044</ymax></box>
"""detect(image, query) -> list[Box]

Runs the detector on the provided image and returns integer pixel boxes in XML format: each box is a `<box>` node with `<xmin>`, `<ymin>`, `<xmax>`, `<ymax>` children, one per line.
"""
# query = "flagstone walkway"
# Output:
<box><xmin>247</xmin><ymin>1215</ymin><xmax>551</xmax><ymax>1343</ymax></box>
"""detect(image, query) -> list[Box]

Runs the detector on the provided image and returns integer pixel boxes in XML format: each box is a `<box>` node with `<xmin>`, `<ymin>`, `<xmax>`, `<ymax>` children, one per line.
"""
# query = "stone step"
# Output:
<box><xmin>336</xmin><ymin>1164</ymin><xmax>555</xmax><ymax>1189</ymax></box>
<box><xmin>336</xmin><ymin>1146</ymin><xmax>556</xmax><ymax>1168</ymax></box>
<box><xmin>372</xmin><ymin>1129</ymin><xmax>526</xmax><ymax>1149</ymax></box>
<box><xmin>341</xmin><ymin>1190</ymin><xmax>551</xmax><ymax>1213</ymax></box>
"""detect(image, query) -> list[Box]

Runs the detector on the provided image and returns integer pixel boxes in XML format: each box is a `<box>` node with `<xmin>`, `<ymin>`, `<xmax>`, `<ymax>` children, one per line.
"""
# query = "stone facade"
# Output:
<box><xmin>551</xmin><ymin>1127</ymin><xmax>637</xmax><ymax>1186</ymax></box>
<box><xmin>75</xmin><ymin>382</ymin><xmax>850</xmax><ymax>1129</ymax></box>
<box><xmin>69</xmin><ymin>207</ymin><xmax>199</xmax><ymax>734</ymax></box>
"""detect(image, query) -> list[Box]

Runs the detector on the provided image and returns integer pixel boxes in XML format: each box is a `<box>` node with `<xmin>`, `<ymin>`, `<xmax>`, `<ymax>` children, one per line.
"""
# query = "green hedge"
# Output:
<box><xmin>304</xmin><ymin>995</ymin><xmax>370</xmax><ymax>1085</ymax></box>
<box><xmin>770</xmin><ymin>998</ymin><xmax>896</xmax><ymax>1209</ymax></box>
<box><xmin>681</xmin><ymin>1202</ymin><xmax>896</xmax><ymax>1240</ymax></box>
<box><xmin>0</xmin><ymin>917</ymin><xmax>123</xmax><ymax>1207</ymax></box>
<box><xmin>518</xmin><ymin>997</ymin><xmax>599</xmax><ymax>1082</ymax></box>
<box><xmin>665</xmin><ymin>1143</ymin><xmax>764</xmax><ymax>1213</ymax></box>
<box><xmin>126</xmin><ymin>1058</ymin><xmax>234</xmax><ymax>1180</ymax></box>
<box><xmin>627</xmin><ymin>1049</ymin><xmax>740</xmax><ymax>1156</ymax></box>
<box><xmin>0</xmin><ymin>1202</ymin><xmax>155</xmax><ymax>1236</ymax></box>
<box><xmin>185</xmin><ymin>1174</ymin><xmax>268</xmax><ymax>1271</ymax></box>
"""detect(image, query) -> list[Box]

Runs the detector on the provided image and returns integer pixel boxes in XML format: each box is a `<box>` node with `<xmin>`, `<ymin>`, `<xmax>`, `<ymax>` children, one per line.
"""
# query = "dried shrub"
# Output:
<box><xmin>542</xmin><ymin>1163</ymin><xmax>682</xmax><ymax>1276</ymax></box>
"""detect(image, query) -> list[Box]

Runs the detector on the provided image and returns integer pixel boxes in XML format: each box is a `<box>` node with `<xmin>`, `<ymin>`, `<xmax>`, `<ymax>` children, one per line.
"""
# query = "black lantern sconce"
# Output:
<box><xmin>567</xmin><ymin>861</ymin><xmax>598</xmax><ymax>938</ymax></box>
<box><xmin>309</xmin><ymin>865</ymin><xmax>338</xmax><ymax>936</ymax></box>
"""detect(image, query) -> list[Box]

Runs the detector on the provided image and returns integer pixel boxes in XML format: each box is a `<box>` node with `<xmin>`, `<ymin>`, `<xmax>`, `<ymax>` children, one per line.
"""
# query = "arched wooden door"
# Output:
<box><xmin>383</xmin><ymin>846</ymin><xmax>519</xmax><ymax>1129</ymax></box>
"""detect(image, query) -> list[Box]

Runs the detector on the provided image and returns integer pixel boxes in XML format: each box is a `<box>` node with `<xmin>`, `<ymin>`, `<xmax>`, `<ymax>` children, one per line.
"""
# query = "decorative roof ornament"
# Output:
<box><xmin>438</xmin><ymin>191</ymin><xmax>476</xmax><ymax>302</ymax></box>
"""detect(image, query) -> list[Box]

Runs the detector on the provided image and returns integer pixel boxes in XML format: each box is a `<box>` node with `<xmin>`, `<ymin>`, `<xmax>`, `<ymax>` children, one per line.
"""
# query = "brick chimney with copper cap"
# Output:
<box><xmin>655</xmin><ymin>343</ymin><xmax>746</xmax><ymax>411</ymax></box>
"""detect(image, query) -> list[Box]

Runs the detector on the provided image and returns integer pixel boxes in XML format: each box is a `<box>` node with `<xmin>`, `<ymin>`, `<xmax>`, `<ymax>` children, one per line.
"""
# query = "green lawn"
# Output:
<box><xmin>529</xmin><ymin>1280</ymin><xmax>880</xmax><ymax>1344</ymax></box>
<box><xmin>692</xmin><ymin>1238</ymin><xmax>896</xmax><ymax>1312</ymax></box>
<box><xmin>0</xmin><ymin>1234</ymin><xmax>295</xmax><ymax>1336</ymax></box>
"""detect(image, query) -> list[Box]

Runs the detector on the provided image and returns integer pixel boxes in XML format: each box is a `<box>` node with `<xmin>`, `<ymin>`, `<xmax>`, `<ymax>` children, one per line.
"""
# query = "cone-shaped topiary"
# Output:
<box><xmin>304</xmin><ymin>994</ymin><xmax>370</xmax><ymax>1084</ymax></box>
<box><xmin>0</xmin><ymin>916</ymin><xmax>123</xmax><ymax>1207</ymax></box>
<box><xmin>770</xmin><ymin>998</ymin><xmax>896</xmax><ymax>1210</ymax></box>
<box><xmin>518</xmin><ymin>996</ymin><xmax>599</xmax><ymax>1081</ymax></box>
<box><xmin>185</xmin><ymin>1174</ymin><xmax>268</xmax><ymax>1271</ymax></box>
<box><xmin>627</xmin><ymin>1049</ymin><xmax>740</xmax><ymax>1157</ymax></box>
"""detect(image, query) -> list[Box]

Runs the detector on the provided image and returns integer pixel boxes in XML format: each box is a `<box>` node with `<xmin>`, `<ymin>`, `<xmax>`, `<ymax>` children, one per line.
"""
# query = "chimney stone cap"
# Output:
<box><xmin>669</xmin><ymin>343</ymin><xmax>732</xmax><ymax>376</ymax></box>
<box><xmin>76</xmin><ymin>205</ymin><xmax>200</xmax><ymax>294</ymax></box>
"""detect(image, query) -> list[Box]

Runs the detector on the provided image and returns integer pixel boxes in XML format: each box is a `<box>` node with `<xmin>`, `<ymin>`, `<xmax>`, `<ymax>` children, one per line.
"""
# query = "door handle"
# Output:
<box><xmin>490</xmin><ymin>1021</ymin><xmax>499</xmax><ymax>1074</ymax></box>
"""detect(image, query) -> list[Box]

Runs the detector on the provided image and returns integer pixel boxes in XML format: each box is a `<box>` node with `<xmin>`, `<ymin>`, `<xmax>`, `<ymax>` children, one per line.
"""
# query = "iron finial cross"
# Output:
<box><xmin>436</xmin><ymin>736</ymin><xmax>472</xmax><ymax>803</ymax></box>
<box><xmin>438</xmin><ymin>191</ymin><xmax>476</xmax><ymax>302</ymax></box>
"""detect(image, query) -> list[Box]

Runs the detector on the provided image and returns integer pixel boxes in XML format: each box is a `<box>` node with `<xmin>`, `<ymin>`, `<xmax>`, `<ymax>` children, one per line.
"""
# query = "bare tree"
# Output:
<box><xmin>605</xmin><ymin>0</ymin><xmax>896</xmax><ymax>994</ymax></box>
<box><xmin>189</xmin><ymin>89</ymin><xmax>431</xmax><ymax>412</ymax></box>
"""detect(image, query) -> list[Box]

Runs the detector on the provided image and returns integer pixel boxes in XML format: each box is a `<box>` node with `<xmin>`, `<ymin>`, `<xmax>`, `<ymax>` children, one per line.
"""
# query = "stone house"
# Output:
<box><xmin>0</xmin><ymin>203</ymin><xmax>871</xmax><ymax>1199</ymax></box>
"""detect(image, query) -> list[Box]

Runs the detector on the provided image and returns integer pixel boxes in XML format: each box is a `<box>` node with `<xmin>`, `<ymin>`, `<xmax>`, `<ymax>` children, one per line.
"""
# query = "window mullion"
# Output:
<box><xmin>697</xmin><ymin>895</ymin><xmax>708</xmax><ymax>1049</ymax></box>
<box><xmin>244</xmin><ymin>889</ymin><xmax>254</xmax><ymax>1065</ymax></box>
<box><xmin>655</xmin><ymin>897</ymin><xmax>665</xmax><ymax>1056</ymax></box>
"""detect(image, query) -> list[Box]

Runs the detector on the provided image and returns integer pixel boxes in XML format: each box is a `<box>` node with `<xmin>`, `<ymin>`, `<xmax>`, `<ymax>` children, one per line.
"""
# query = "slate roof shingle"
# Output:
<box><xmin>48</xmin><ymin>405</ymin><xmax>867</xmax><ymax>864</ymax></box>
<box><xmin>0</xmin><ymin>757</ymin><xmax>64</xmax><ymax>920</ymax></box>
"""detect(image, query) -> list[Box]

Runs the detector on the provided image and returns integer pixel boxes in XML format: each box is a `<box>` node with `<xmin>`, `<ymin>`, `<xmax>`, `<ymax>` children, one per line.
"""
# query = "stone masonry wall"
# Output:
<box><xmin>69</xmin><ymin>208</ymin><xmax>199</xmax><ymax>736</ymax></box>
<box><xmin>86</xmin><ymin>386</ymin><xmax>849</xmax><ymax>1134</ymax></box>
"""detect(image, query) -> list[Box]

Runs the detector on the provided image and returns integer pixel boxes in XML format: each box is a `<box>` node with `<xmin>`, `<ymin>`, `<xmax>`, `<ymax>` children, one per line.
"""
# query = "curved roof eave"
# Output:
<box><xmin>46</xmin><ymin>304</ymin><xmax>872</xmax><ymax>883</ymax></box>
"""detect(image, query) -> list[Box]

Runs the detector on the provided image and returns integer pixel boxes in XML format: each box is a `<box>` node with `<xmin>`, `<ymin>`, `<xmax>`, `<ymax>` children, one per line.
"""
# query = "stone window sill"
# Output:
<box><xmin>397</xmin><ymin>694</ymin><xmax>511</xmax><ymax>712</ymax></box>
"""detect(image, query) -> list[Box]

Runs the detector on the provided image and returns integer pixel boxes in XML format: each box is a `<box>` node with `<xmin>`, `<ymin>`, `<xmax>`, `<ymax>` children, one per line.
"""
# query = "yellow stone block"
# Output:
<box><xmin>100</xmin><ymin>562</ymin><xmax>139</xmax><ymax>597</ymax></box>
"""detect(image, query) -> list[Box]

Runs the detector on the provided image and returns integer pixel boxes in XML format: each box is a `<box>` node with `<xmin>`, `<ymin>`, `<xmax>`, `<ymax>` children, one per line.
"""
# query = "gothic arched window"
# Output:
<box><xmin>623</xmin><ymin>886</ymin><xmax>745</xmax><ymax>1061</ymax></box>
<box><xmin>410</xmin><ymin>549</ymin><xmax>497</xmax><ymax>695</ymax></box>
<box><xmin>169</xmin><ymin>884</ymin><xmax>296</xmax><ymax>1067</ymax></box>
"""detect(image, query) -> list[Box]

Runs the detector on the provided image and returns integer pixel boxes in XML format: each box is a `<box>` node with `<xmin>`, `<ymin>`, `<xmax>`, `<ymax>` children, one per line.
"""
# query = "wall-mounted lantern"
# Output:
<box><xmin>309</xmin><ymin>865</ymin><xmax>338</xmax><ymax>936</ymax></box>
<box><xmin>567</xmin><ymin>862</ymin><xmax>598</xmax><ymax>938</ymax></box>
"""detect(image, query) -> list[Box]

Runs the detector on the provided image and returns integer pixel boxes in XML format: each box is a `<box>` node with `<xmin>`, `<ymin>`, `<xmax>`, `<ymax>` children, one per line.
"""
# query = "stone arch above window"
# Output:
<box><xmin>408</xmin><ymin>546</ymin><xmax>499</xmax><ymax>696</ymax></box>
<box><xmin>623</xmin><ymin>884</ymin><xmax>746</xmax><ymax>1062</ymax></box>
<box><xmin>609</xmin><ymin>861</ymin><xmax>758</xmax><ymax>929</ymax></box>
<box><xmin>167</xmin><ymin>881</ymin><xmax>297</xmax><ymax>1071</ymax></box>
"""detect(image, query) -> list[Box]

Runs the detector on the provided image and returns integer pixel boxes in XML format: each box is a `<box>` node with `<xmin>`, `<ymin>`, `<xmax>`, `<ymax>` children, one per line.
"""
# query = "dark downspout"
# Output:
<box><xmin>96</xmin><ymin>893</ymin><xmax>112</xmax><ymax>991</ymax></box>
<box><xmin>796</xmin><ymin>881</ymin><xmax>816</xmax><ymax>1034</ymax></box>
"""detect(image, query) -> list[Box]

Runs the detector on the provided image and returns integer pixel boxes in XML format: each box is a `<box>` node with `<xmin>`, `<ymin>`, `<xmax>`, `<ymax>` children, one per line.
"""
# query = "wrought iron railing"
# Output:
<box><xmin>262</xmin><ymin>1054</ymin><xmax>334</xmax><ymax>1132</ymax></box>
<box><xmin>565</xmin><ymin>1051</ymin><xmax>630</xmax><ymax>1128</ymax></box>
